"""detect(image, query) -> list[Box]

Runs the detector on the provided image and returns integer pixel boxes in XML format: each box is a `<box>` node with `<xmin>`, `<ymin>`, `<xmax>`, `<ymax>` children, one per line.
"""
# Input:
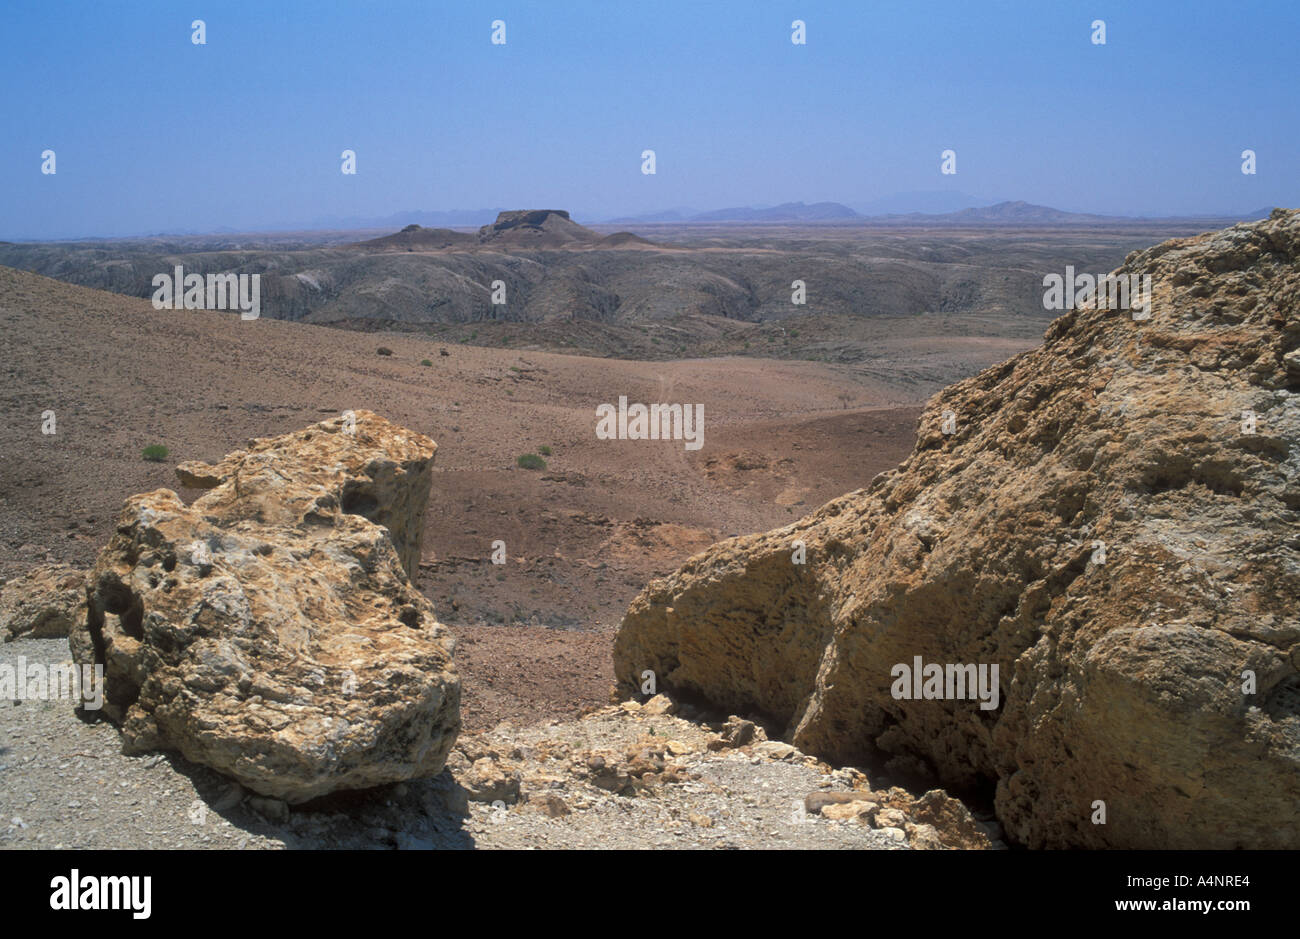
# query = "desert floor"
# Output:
<box><xmin>0</xmin><ymin>265</ymin><xmax>1039</xmax><ymax>730</ymax></box>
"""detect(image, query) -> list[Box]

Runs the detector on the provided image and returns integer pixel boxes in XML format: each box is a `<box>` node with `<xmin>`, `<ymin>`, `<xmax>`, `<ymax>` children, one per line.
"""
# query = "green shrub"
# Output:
<box><xmin>142</xmin><ymin>444</ymin><xmax>169</xmax><ymax>462</ymax></box>
<box><xmin>420</xmin><ymin>359</ymin><xmax>433</xmax><ymax>366</ymax></box>
<box><xmin>537</xmin><ymin>445</ymin><xmax>552</xmax><ymax>456</ymax></box>
<box><xmin>516</xmin><ymin>453</ymin><xmax>546</xmax><ymax>470</ymax></box>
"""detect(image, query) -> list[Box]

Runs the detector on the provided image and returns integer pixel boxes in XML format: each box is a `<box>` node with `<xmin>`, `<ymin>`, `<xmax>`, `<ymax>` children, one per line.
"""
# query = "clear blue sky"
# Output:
<box><xmin>2</xmin><ymin>0</ymin><xmax>1296</xmax><ymax>238</ymax></box>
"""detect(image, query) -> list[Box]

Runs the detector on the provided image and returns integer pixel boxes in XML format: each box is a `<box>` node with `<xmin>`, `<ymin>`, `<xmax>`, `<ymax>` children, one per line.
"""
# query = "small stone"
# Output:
<box><xmin>822</xmin><ymin>800</ymin><xmax>879</xmax><ymax>822</ymax></box>
<box><xmin>641</xmin><ymin>694</ymin><xmax>677</xmax><ymax>716</ymax></box>
<box><xmin>248</xmin><ymin>796</ymin><xmax>290</xmax><ymax>824</ymax></box>
<box><xmin>753</xmin><ymin>741</ymin><xmax>797</xmax><ymax>761</ymax></box>
<box><xmin>528</xmin><ymin>793</ymin><xmax>571</xmax><ymax>818</ymax></box>
<box><xmin>874</xmin><ymin>807</ymin><xmax>907</xmax><ymax>829</ymax></box>
<box><xmin>460</xmin><ymin>759</ymin><xmax>521</xmax><ymax>803</ymax></box>
<box><xmin>905</xmin><ymin>821</ymin><xmax>948</xmax><ymax>850</ymax></box>
<box><xmin>804</xmin><ymin>790</ymin><xmax>878</xmax><ymax>815</ymax></box>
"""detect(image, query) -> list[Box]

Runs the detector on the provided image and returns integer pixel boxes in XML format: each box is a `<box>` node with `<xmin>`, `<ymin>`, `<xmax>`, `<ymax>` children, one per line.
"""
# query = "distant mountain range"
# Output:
<box><xmin>603</xmin><ymin>200</ymin><xmax>1275</xmax><ymax>226</ymax></box>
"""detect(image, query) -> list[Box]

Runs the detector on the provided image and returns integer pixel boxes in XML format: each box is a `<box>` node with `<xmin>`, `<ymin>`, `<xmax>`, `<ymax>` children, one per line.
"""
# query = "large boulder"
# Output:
<box><xmin>0</xmin><ymin>563</ymin><xmax>86</xmax><ymax>641</ymax></box>
<box><xmin>615</xmin><ymin>209</ymin><xmax>1300</xmax><ymax>848</ymax></box>
<box><xmin>70</xmin><ymin>411</ymin><xmax>460</xmax><ymax>803</ymax></box>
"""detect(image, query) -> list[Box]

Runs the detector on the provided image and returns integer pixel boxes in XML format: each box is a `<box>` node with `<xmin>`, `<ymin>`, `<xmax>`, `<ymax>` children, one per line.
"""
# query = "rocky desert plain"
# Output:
<box><xmin>1</xmin><ymin>208</ymin><xmax>1297</xmax><ymax>851</ymax></box>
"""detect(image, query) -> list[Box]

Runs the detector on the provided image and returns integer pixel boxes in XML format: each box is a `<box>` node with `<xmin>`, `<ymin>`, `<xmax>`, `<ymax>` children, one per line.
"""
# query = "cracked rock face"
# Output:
<box><xmin>615</xmin><ymin>209</ymin><xmax>1300</xmax><ymax>848</ymax></box>
<box><xmin>70</xmin><ymin>410</ymin><xmax>459</xmax><ymax>804</ymax></box>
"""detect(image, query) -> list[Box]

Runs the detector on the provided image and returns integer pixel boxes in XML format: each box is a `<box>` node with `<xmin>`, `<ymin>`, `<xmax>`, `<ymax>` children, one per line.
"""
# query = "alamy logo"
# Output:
<box><xmin>49</xmin><ymin>869</ymin><xmax>151</xmax><ymax>919</ymax></box>
<box><xmin>1</xmin><ymin>656</ymin><xmax>103</xmax><ymax>710</ymax></box>
<box><xmin>890</xmin><ymin>656</ymin><xmax>1000</xmax><ymax>711</ymax></box>
<box><xmin>151</xmin><ymin>265</ymin><xmax>261</xmax><ymax>320</ymax></box>
<box><xmin>1042</xmin><ymin>266</ymin><xmax>1151</xmax><ymax>320</ymax></box>
<box><xmin>595</xmin><ymin>395</ymin><xmax>703</xmax><ymax>451</ymax></box>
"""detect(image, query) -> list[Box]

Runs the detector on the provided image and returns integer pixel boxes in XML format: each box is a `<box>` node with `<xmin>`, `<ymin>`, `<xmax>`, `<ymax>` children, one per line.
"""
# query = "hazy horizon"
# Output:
<box><xmin>3</xmin><ymin>0</ymin><xmax>1297</xmax><ymax>239</ymax></box>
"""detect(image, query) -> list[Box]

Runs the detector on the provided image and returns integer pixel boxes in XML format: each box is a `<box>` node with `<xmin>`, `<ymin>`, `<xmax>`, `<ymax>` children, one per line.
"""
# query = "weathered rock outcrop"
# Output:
<box><xmin>0</xmin><ymin>564</ymin><xmax>85</xmax><ymax>640</ymax></box>
<box><xmin>70</xmin><ymin>411</ymin><xmax>459</xmax><ymax>803</ymax></box>
<box><xmin>615</xmin><ymin>209</ymin><xmax>1300</xmax><ymax>848</ymax></box>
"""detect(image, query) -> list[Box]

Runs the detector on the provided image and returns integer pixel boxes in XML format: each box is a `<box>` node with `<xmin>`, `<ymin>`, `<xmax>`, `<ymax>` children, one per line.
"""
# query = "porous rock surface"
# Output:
<box><xmin>615</xmin><ymin>209</ymin><xmax>1300</xmax><ymax>848</ymax></box>
<box><xmin>70</xmin><ymin>410</ymin><xmax>459</xmax><ymax>803</ymax></box>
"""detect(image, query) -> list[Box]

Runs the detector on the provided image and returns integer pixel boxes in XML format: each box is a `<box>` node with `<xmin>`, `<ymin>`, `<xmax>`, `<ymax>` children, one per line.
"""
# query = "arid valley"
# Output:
<box><xmin>0</xmin><ymin>214</ymin><xmax>1214</xmax><ymax>733</ymax></box>
<box><xmin>4</xmin><ymin>206</ymin><xmax>1297</xmax><ymax>857</ymax></box>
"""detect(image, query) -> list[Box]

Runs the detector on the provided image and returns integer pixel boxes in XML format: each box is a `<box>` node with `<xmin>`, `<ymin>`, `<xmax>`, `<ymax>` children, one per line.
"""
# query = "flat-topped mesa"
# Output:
<box><xmin>614</xmin><ymin>208</ymin><xmax>1300</xmax><ymax>848</ymax></box>
<box><xmin>477</xmin><ymin>209</ymin><xmax>603</xmax><ymax>247</ymax></box>
<box><xmin>71</xmin><ymin>411</ymin><xmax>459</xmax><ymax>803</ymax></box>
<box><xmin>484</xmin><ymin>209</ymin><xmax>572</xmax><ymax>230</ymax></box>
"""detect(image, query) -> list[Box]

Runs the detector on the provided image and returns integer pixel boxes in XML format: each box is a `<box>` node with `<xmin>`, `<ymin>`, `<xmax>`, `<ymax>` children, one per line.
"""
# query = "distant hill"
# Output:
<box><xmin>477</xmin><ymin>209</ymin><xmax>603</xmax><ymax>247</ymax></box>
<box><xmin>353</xmin><ymin>211</ymin><xmax>656</xmax><ymax>251</ymax></box>
<box><xmin>937</xmin><ymin>201</ymin><xmax>1117</xmax><ymax>224</ymax></box>
<box><xmin>352</xmin><ymin>224</ymin><xmax>477</xmax><ymax>251</ymax></box>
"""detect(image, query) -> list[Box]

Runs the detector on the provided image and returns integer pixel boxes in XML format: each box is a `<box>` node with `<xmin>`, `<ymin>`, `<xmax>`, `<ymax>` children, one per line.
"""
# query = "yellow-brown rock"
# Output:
<box><xmin>0</xmin><ymin>563</ymin><xmax>85</xmax><ymax>641</ymax></box>
<box><xmin>70</xmin><ymin>411</ymin><xmax>459</xmax><ymax>803</ymax></box>
<box><xmin>615</xmin><ymin>209</ymin><xmax>1300</xmax><ymax>848</ymax></box>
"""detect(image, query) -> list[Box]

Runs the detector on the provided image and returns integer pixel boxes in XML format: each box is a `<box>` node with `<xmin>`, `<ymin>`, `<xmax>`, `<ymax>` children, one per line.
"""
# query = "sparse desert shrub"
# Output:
<box><xmin>421</xmin><ymin>359</ymin><xmax>433</xmax><ymax>367</ymax></box>
<box><xmin>377</xmin><ymin>347</ymin><xmax>393</xmax><ymax>356</ymax></box>
<box><xmin>538</xmin><ymin>445</ymin><xmax>552</xmax><ymax>456</ymax></box>
<box><xmin>142</xmin><ymin>445</ymin><xmax>169</xmax><ymax>462</ymax></box>
<box><xmin>516</xmin><ymin>453</ymin><xmax>546</xmax><ymax>470</ymax></box>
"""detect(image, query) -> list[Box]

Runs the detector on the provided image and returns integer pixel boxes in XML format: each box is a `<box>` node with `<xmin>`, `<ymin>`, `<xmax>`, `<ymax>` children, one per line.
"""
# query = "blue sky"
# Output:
<box><xmin>2</xmin><ymin>0</ymin><xmax>1296</xmax><ymax>238</ymax></box>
